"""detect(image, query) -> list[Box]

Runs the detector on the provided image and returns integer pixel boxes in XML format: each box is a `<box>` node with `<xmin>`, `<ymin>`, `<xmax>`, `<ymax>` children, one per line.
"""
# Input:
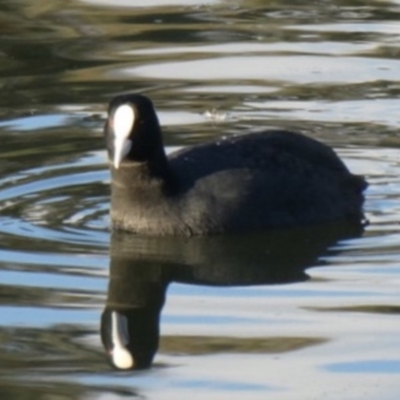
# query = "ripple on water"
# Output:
<box><xmin>0</xmin><ymin>151</ymin><xmax>109</xmax><ymax>248</ymax></box>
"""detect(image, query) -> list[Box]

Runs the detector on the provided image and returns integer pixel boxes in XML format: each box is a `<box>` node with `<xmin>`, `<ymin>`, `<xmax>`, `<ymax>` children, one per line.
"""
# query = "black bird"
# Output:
<box><xmin>104</xmin><ymin>94</ymin><xmax>367</xmax><ymax>236</ymax></box>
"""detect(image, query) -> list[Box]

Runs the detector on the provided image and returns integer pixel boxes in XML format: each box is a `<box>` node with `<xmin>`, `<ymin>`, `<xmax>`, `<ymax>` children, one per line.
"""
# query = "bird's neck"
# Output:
<box><xmin>109</xmin><ymin>155</ymin><xmax>177</xmax><ymax>233</ymax></box>
<box><xmin>111</xmin><ymin>159</ymin><xmax>170</xmax><ymax>199</ymax></box>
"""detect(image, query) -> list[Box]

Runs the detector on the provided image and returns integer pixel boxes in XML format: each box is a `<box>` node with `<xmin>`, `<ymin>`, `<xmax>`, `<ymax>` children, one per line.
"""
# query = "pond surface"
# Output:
<box><xmin>1</xmin><ymin>0</ymin><xmax>400</xmax><ymax>399</ymax></box>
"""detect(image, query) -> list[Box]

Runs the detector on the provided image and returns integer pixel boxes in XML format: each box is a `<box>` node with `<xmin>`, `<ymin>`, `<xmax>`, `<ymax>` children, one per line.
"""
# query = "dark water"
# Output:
<box><xmin>1</xmin><ymin>0</ymin><xmax>400</xmax><ymax>399</ymax></box>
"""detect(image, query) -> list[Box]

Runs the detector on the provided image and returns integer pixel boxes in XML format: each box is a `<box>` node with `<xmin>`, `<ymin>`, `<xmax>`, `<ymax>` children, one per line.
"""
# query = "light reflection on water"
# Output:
<box><xmin>0</xmin><ymin>0</ymin><xmax>400</xmax><ymax>399</ymax></box>
<box><xmin>114</xmin><ymin>55</ymin><xmax>400</xmax><ymax>84</ymax></box>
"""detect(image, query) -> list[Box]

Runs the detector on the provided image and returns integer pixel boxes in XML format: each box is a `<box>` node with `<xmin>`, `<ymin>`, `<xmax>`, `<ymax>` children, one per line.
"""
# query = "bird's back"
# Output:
<box><xmin>167</xmin><ymin>131</ymin><xmax>366</xmax><ymax>233</ymax></box>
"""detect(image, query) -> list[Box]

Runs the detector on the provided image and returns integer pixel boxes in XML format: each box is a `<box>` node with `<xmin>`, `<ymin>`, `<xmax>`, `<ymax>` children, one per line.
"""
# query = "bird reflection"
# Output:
<box><xmin>101</xmin><ymin>221</ymin><xmax>364</xmax><ymax>370</ymax></box>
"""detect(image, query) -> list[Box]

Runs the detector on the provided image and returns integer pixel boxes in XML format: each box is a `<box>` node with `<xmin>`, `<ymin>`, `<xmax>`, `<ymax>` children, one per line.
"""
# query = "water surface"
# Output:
<box><xmin>0</xmin><ymin>0</ymin><xmax>400</xmax><ymax>399</ymax></box>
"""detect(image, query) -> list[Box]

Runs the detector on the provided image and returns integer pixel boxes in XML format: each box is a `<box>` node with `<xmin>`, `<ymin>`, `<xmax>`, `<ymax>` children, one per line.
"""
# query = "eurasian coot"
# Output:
<box><xmin>104</xmin><ymin>94</ymin><xmax>367</xmax><ymax>236</ymax></box>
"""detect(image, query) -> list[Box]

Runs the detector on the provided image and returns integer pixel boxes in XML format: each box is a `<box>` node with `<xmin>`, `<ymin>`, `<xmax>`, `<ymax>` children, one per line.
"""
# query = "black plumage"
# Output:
<box><xmin>105</xmin><ymin>94</ymin><xmax>367</xmax><ymax>236</ymax></box>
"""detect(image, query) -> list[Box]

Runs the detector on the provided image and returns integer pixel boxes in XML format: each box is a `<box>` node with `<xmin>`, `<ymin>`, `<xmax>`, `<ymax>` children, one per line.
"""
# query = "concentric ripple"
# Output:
<box><xmin>0</xmin><ymin>150</ymin><xmax>110</xmax><ymax>250</ymax></box>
